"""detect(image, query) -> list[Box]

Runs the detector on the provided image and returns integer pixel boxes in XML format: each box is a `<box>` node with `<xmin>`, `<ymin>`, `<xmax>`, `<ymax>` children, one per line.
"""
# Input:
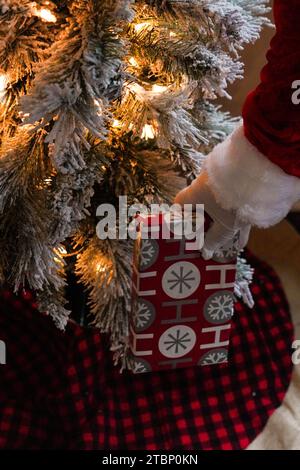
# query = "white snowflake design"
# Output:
<box><xmin>164</xmin><ymin>329</ymin><xmax>192</xmax><ymax>354</ymax></box>
<box><xmin>213</xmin><ymin>232</ymin><xmax>240</xmax><ymax>262</ymax></box>
<box><xmin>162</xmin><ymin>262</ymin><xmax>200</xmax><ymax>299</ymax></box>
<box><xmin>214</xmin><ymin>245</ymin><xmax>237</xmax><ymax>260</ymax></box>
<box><xmin>168</xmin><ymin>267</ymin><xmax>195</xmax><ymax>294</ymax></box>
<box><xmin>204</xmin><ymin>291</ymin><xmax>234</xmax><ymax>324</ymax></box>
<box><xmin>199</xmin><ymin>349</ymin><xmax>228</xmax><ymax>366</ymax></box>
<box><xmin>131</xmin><ymin>358</ymin><xmax>151</xmax><ymax>374</ymax></box>
<box><xmin>208</xmin><ymin>294</ymin><xmax>233</xmax><ymax>320</ymax></box>
<box><xmin>134</xmin><ymin>299</ymin><xmax>155</xmax><ymax>332</ymax></box>
<box><xmin>159</xmin><ymin>325</ymin><xmax>196</xmax><ymax>358</ymax></box>
<box><xmin>140</xmin><ymin>239</ymin><xmax>158</xmax><ymax>270</ymax></box>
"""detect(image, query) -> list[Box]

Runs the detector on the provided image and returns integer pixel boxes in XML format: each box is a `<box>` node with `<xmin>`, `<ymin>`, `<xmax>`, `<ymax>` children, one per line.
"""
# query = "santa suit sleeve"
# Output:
<box><xmin>204</xmin><ymin>0</ymin><xmax>300</xmax><ymax>228</ymax></box>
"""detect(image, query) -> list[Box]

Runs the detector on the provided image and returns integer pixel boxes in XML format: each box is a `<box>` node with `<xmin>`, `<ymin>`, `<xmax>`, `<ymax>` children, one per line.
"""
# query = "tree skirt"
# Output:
<box><xmin>0</xmin><ymin>252</ymin><xmax>293</xmax><ymax>450</ymax></box>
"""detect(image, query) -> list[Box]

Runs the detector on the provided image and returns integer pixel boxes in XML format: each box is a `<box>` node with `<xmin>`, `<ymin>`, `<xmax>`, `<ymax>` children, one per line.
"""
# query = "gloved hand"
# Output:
<box><xmin>175</xmin><ymin>124</ymin><xmax>300</xmax><ymax>260</ymax></box>
<box><xmin>174</xmin><ymin>170</ymin><xmax>251</xmax><ymax>260</ymax></box>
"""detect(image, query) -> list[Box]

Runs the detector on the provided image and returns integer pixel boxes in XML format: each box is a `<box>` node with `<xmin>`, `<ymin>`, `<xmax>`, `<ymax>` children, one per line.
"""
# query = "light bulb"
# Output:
<box><xmin>94</xmin><ymin>99</ymin><xmax>103</xmax><ymax>116</ymax></box>
<box><xmin>32</xmin><ymin>7</ymin><xmax>57</xmax><ymax>23</ymax></box>
<box><xmin>43</xmin><ymin>177</ymin><xmax>53</xmax><ymax>187</ymax></box>
<box><xmin>0</xmin><ymin>73</ymin><xmax>7</xmax><ymax>102</ymax></box>
<box><xmin>129</xmin><ymin>57</ymin><xmax>138</xmax><ymax>67</ymax></box>
<box><xmin>152</xmin><ymin>84</ymin><xmax>168</xmax><ymax>94</ymax></box>
<box><xmin>141</xmin><ymin>123</ymin><xmax>155</xmax><ymax>140</ymax></box>
<box><xmin>134</xmin><ymin>22</ymin><xmax>150</xmax><ymax>33</ymax></box>
<box><xmin>112</xmin><ymin>119</ymin><xmax>122</xmax><ymax>128</ymax></box>
<box><xmin>96</xmin><ymin>263</ymin><xmax>106</xmax><ymax>274</ymax></box>
<box><xmin>53</xmin><ymin>254</ymin><xmax>65</xmax><ymax>267</ymax></box>
<box><xmin>18</xmin><ymin>111</ymin><xmax>30</xmax><ymax>122</ymax></box>
<box><xmin>57</xmin><ymin>245</ymin><xmax>67</xmax><ymax>255</ymax></box>
<box><xmin>0</xmin><ymin>74</ymin><xmax>7</xmax><ymax>91</ymax></box>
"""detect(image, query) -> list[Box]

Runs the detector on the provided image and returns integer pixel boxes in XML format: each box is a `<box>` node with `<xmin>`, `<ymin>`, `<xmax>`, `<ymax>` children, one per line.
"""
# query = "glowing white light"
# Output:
<box><xmin>141</xmin><ymin>124</ymin><xmax>155</xmax><ymax>140</ymax></box>
<box><xmin>134</xmin><ymin>22</ymin><xmax>150</xmax><ymax>33</ymax></box>
<box><xmin>152</xmin><ymin>84</ymin><xmax>168</xmax><ymax>94</ymax></box>
<box><xmin>94</xmin><ymin>99</ymin><xmax>104</xmax><ymax>115</ymax></box>
<box><xmin>43</xmin><ymin>177</ymin><xmax>52</xmax><ymax>186</ymax></box>
<box><xmin>18</xmin><ymin>111</ymin><xmax>30</xmax><ymax>122</ymax></box>
<box><xmin>0</xmin><ymin>74</ymin><xmax>7</xmax><ymax>102</ymax></box>
<box><xmin>57</xmin><ymin>245</ymin><xmax>67</xmax><ymax>255</ymax></box>
<box><xmin>94</xmin><ymin>99</ymin><xmax>103</xmax><ymax>111</ymax></box>
<box><xmin>0</xmin><ymin>74</ymin><xmax>7</xmax><ymax>91</ymax></box>
<box><xmin>96</xmin><ymin>264</ymin><xmax>106</xmax><ymax>274</ymax></box>
<box><xmin>33</xmin><ymin>8</ymin><xmax>57</xmax><ymax>23</ymax></box>
<box><xmin>112</xmin><ymin>119</ymin><xmax>122</xmax><ymax>128</ymax></box>
<box><xmin>53</xmin><ymin>245</ymin><xmax>67</xmax><ymax>266</ymax></box>
<box><xmin>129</xmin><ymin>57</ymin><xmax>138</xmax><ymax>67</ymax></box>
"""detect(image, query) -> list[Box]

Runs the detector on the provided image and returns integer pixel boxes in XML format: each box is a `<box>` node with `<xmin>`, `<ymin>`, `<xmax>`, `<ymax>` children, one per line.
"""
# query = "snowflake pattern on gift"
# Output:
<box><xmin>130</xmin><ymin>357</ymin><xmax>152</xmax><ymax>374</ymax></box>
<box><xmin>159</xmin><ymin>325</ymin><xmax>196</xmax><ymax>358</ymax></box>
<box><xmin>133</xmin><ymin>299</ymin><xmax>156</xmax><ymax>332</ymax></box>
<box><xmin>162</xmin><ymin>261</ymin><xmax>201</xmax><ymax>299</ymax></box>
<box><xmin>204</xmin><ymin>290</ymin><xmax>235</xmax><ymax>324</ymax></box>
<box><xmin>212</xmin><ymin>232</ymin><xmax>240</xmax><ymax>263</ymax></box>
<box><xmin>140</xmin><ymin>239</ymin><xmax>159</xmax><ymax>271</ymax></box>
<box><xmin>198</xmin><ymin>348</ymin><xmax>228</xmax><ymax>366</ymax></box>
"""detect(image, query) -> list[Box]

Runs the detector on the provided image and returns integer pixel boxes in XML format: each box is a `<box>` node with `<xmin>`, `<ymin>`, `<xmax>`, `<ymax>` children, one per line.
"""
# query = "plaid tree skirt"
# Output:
<box><xmin>0</xmin><ymin>253</ymin><xmax>293</xmax><ymax>450</ymax></box>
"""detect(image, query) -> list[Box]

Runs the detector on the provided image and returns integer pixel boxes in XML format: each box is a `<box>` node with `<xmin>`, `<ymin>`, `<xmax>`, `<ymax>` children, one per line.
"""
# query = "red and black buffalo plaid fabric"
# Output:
<box><xmin>0</xmin><ymin>252</ymin><xmax>293</xmax><ymax>450</ymax></box>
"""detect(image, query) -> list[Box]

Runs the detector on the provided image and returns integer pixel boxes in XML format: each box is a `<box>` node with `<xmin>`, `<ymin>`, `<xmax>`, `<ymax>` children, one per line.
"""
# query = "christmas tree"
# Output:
<box><xmin>0</xmin><ymin>0</ymin><xmax>269</xmax><ymax>368</ymax></box>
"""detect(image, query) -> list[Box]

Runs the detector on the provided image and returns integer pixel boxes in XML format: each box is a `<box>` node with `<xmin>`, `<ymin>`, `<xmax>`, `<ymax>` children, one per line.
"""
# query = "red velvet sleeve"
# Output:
<box><xmin>242</xmin><ymin>0</ymin><xmax>300</xmax><ymax>178</ymax></box>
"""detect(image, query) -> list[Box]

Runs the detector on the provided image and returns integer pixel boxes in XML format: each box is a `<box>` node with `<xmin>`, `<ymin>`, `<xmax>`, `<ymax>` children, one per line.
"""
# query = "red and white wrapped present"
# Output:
<box><xmin>129</xmin><ymin>212</ymin><xmax>238</xmax><ymax>373</ymax></box>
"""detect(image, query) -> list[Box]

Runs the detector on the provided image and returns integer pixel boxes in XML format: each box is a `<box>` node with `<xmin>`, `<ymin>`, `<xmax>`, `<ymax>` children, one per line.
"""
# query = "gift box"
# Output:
<box><xmin>129</xmin><ymin>212</ymin><xmax>238</xmax><ymax>374</ymax></box>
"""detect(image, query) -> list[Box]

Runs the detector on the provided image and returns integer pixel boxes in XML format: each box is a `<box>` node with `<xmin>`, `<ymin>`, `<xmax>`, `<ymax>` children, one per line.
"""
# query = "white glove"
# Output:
<box><xmin>175</xmin><ymin>124</ymin><xmax>300</xmax><ymax>259</ymax></box>
<box><xmin>174</xmin><ymin>170</ymin><xmax>251</xmax><ymax>260</ymax></box>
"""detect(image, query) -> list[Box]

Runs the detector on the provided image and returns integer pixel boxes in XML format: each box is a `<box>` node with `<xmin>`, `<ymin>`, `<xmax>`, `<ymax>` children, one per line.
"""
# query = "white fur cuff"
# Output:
<box><xmin>205</xmin><ymin>125</ymin><xmax>300</xmax><ymax>228</ymax></box>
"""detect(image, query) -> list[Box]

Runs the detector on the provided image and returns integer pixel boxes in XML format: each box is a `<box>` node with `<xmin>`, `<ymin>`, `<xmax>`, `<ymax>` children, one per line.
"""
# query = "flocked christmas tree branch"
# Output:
<box><xmin>0</xmin><ymin>0</ymin><xmax>270</xmax><ymax>367</ymax></box>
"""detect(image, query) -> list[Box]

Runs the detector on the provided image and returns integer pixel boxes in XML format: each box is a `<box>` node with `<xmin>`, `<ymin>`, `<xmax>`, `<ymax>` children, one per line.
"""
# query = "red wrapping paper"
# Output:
<box><xmin>129</xmin><ymin>213</ymin><xmax>238</xmax><ymax>373</ymax></box>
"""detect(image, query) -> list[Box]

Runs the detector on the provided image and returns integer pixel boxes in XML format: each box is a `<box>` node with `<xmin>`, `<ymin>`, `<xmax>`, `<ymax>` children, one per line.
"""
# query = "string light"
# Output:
<box><xmin>53</xmin><ymin>246</ymin><xmax>68</xmax><ymax>267</ymax></box>
<box><xmin>0</xmin><ymin>74</ymin><xmax>7</xmax><ymax>91</ymax></box>
<box><xmin>43</xmin><ymin>177</ymin><xmax>53</xmax><ymax>187</ymax></box>
<box><xmin>18</xmin><ymin>111</ymin><xmax>30</xmax><ymax>122</ymax></box>
<box><xmin>129</xmin><ymin>57</ymin><xmax>138</xmax><ymax>67</ymax></box>
<box><xmin>32</xmin><ymin>7</ymin><xmax>57</xmax><ymax>23</ymax></box>
<box><xmin>57</xmin><ymin>246</ymin><xmax>67</xmax><ymax>255</ymax></box>
<box><xmin>94</xmin><ymin>99</ymin><xmax>104</xmax><ymax>116</ymax></box>
<box><xmin>0</xmin><ymin>73</ymin><xmax>7</xmax><ymax>102</ymax></box>
<box><xmin>95</xmin><ymin>256</ymin><xmax>113</xmax><ymax>279</ymax></box>
<box><xmin>141</xmin><ymin>123</ymin><xmax>156</xmax><ymax>140</ymax></box>
<box><xmin>152</xmin><ymin>84</ymin><xmax>168</xmax><ymax>94</ymax></box>
<box><xmin>96</xmin><ymin>263</ymin><xmax>107</xmax><ymax>274</ymax></box>
<box><xmin>134</xmin><ymin>22</ymin><xmax>150</xmax><ymax>33</ymax></box>
<box><xmin>94</xmin><ymin>98</ymin><xmax>102</xmax><ymax>107</ymax></box>
<box><xmin>112</xmin><ymin>119</ymin><xmax>122</xmax><ymax>128</ymax></box>
<box><xmin>53</xmin><ymin>254</ymin><xmax>65</xmax><ymax>267</ymax></box>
